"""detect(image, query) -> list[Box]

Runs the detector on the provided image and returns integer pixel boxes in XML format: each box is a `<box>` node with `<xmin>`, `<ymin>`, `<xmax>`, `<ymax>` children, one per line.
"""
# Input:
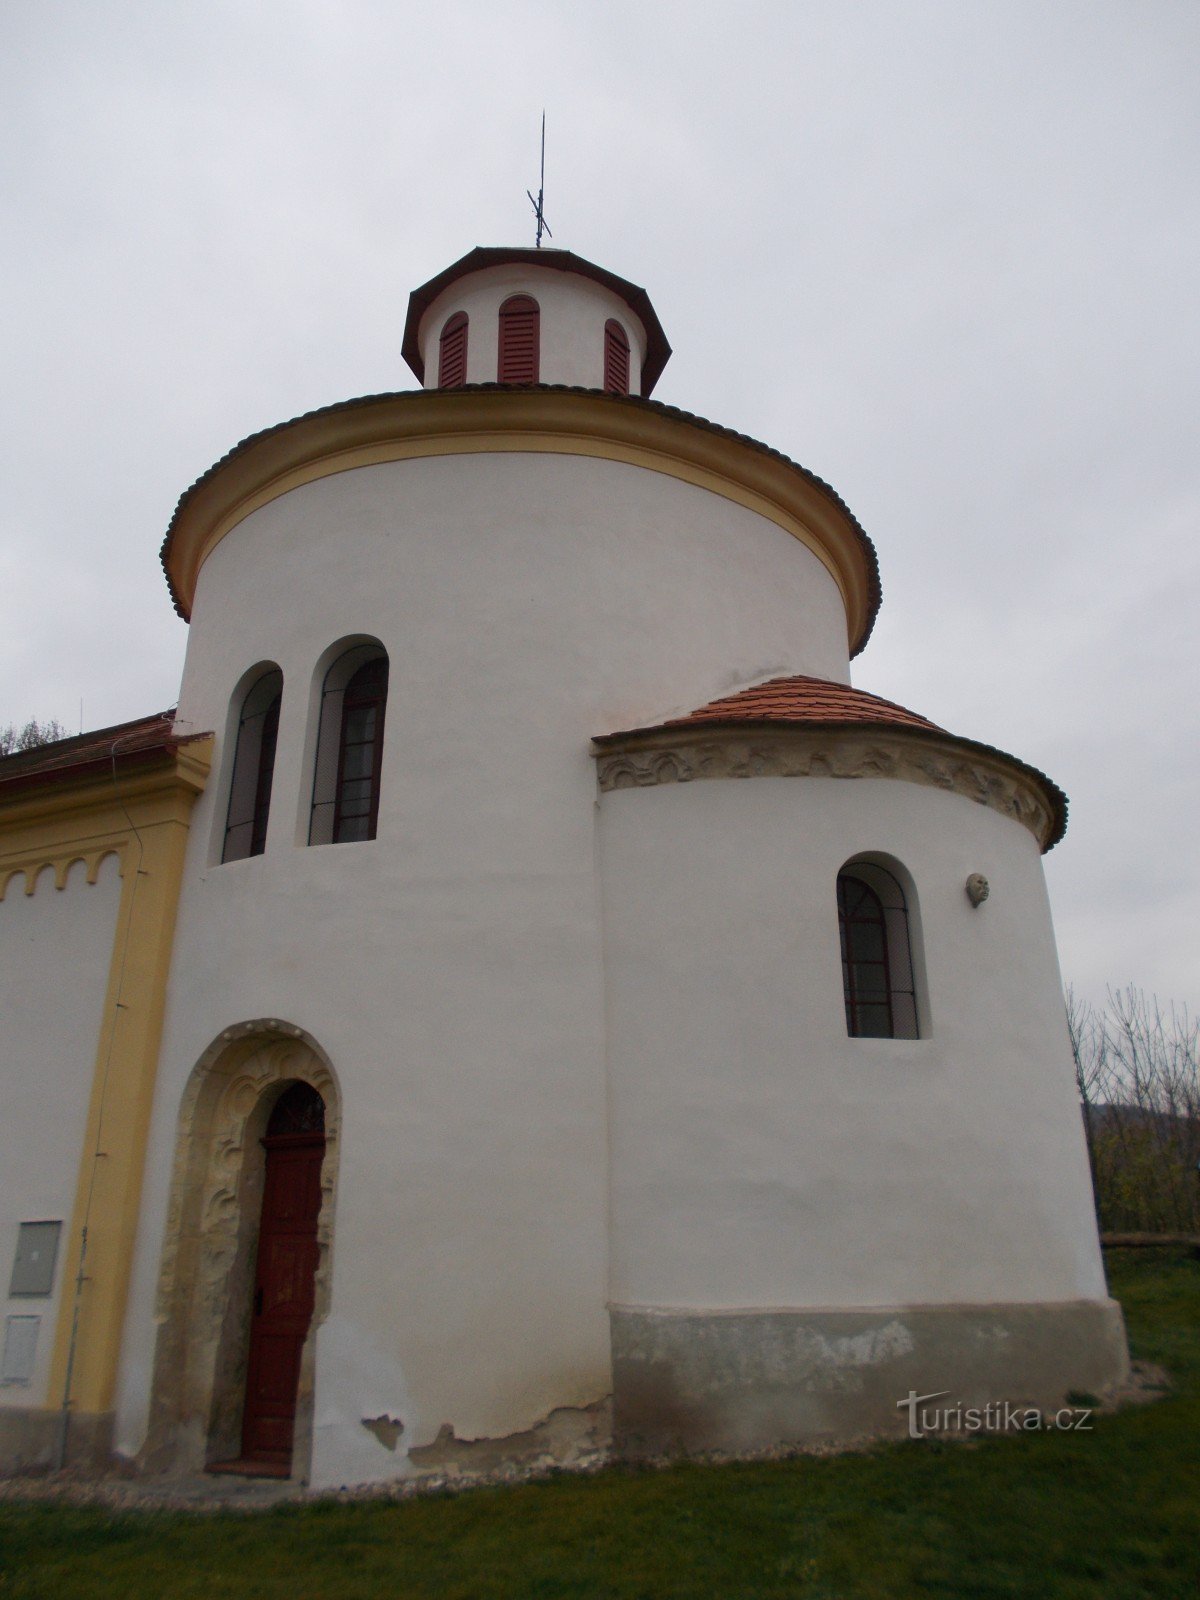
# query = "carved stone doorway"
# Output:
<box><xmin>211</xmin><ymin>1082</ymin><xmax>326</xmax><ymax>1477</ymax></box>
<box><xmin>142</xmin><ymin>1024</ymin><xmax>340</xmax><ymax>1481</ymax></box>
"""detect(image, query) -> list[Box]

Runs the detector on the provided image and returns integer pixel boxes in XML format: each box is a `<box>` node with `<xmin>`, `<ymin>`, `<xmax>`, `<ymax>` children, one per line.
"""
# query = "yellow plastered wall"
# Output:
<box><xmin>0</xmin><ymin>738</ymin><xmax>211</xmax><ymax>1419</ymax></box>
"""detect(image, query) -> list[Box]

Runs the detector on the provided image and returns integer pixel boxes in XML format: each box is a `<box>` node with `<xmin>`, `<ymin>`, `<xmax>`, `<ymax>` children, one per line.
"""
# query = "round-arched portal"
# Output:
<box><xmin>142</xmin><ymin>1025</ymin><xmax>340</xmax><ymax>1481</ymax></box>
<box><xmin>231</xmin><ymin>1081</ymin><xmax>326</xmax><ymax>1475</ymax></box>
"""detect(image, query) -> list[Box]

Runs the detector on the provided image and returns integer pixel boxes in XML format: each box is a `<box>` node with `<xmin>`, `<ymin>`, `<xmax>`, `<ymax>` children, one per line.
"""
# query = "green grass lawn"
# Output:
<box><xmin>2</xmin><ymin>1248</ymin><xmax>1197</xmax><ymax>1599</ymax></box>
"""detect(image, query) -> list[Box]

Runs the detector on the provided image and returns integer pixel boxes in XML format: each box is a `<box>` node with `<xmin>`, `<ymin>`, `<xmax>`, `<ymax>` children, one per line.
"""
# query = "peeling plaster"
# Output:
<box><xmin>408</xmin><ymin>1399</ymin><xmax>611</xmax><ymax>1476</ymax></box>
<box><xmin>361</xmin><ymin>1414</ymin><xmax>405</xmax><ymax>1452</ymax></box>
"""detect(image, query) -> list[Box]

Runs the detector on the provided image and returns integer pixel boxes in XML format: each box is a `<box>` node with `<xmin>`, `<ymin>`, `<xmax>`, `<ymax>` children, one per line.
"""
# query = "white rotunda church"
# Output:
<box><xmin>0</xmin><ymin>243</ymin><xmax>1127</xmax><ymax>1485</ymax></box>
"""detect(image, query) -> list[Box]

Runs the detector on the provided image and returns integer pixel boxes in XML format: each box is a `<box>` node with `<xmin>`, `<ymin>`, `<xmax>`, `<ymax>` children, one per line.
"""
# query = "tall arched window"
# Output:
<box><xmin>332</xmin><ymin>658</ymin><xmax>388</xmax><ymax>842</ymax></box>
<box><xmin>222</xmin><ymin>667</ymin><xmax>283</xmax><ymax>862</ymax></box>
<box><xmin>837</xmin><ymin>861</ymin><xmax>919</xmax><ymax>1038</ymax></box>
<box><xmin>438</xmin><ymin>311</ymin><xmax>468</xmax><ymax>387</ymax></box>
<box><xmin>497</xmin><ymin>294</ymin><xmax>540</xmax><ymax>384</ymax></box>
<box><xmin>604</xmin><ymin>319</ymin><xmax>630</xmax><ymax>395</ymax></box>
<box><xmin>308</xmin><ymin>643</ymin><xmax>388</xmax><ymax>845</ymax></box>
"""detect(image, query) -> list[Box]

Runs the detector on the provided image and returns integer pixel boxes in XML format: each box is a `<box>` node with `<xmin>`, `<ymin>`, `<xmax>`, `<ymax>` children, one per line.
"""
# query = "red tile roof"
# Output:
<box><xmin>594</xmin><ymin>674</ymin><xmax>1067</xmax><ymax>849</ymax></box>
<box><xmin>0</xmin><ymin>710</ymin><xmax>203</xmax><ymax>799</ymax></box>
<box><xmin>646</xmin><ymin>675</ymin><xmax>945</xmax><ymax>734</ymax></box>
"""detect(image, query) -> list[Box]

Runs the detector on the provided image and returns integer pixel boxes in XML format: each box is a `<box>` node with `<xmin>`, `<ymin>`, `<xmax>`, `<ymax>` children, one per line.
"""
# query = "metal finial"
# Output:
<box><xmin>527</xmin><ymin>111</ymin><xmax>552</xmax><ymax>248</ymax></box>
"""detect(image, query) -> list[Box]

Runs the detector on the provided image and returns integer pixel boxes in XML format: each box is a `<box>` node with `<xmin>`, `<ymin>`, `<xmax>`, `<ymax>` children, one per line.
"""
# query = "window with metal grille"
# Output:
<box><xmin>438</xmin><ymin>311</ymin><xmax>468</xmax><ymax>387</ymax></box>
<box><xmin>267</xmin><ymin>1081</ymin><xmax>326</xmax><ymax>1137</ymax></box>
<box><xmin>604</xmin><ymin>319</ymin><xmax>630</xmax><ymax>395</ymax></box>
<box><xmin>332</xmin><ymin>658</ymin><xmax>388</xmax><ymax>842</ymax></box>
<box><xmin>497</xmin><ymin>294</ymin><xmax>540</xmax><ymax>384</ymax></box>
<box><xmin>837</xmin><ymin>862</ymin><xmax>919</xmax><ymax>1039</ymax></box>
<box><xmin>308</xmin><ymin>642</ymin><xmax>389</xmax><ymax>845</ymax></box>
<box><xmin>222</xmin><ymin>668</ymin><xmax>283</xmax><ymax>862</ymax></box>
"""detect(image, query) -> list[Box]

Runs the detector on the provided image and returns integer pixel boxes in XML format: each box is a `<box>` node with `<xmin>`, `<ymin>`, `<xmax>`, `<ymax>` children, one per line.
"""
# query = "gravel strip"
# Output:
<box><xmin>0</xmin><ymin>1364</ymin><xmax>1169</xmax><ymax>1516</ymax></box>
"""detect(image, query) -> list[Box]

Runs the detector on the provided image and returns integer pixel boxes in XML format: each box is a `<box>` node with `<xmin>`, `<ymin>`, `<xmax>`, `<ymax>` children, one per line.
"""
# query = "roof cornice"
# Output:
<box><xmin>592</xmin><ymin>719</ymin><xmax>1067</xmax><ymax>852</ymax></box>
<box><xmin>160</xmin><ymin>385</ymin><xmax>882</xmax><ymax>656</ymax></box>
<box><xmin>0</xmin><ymin>726</ymin><xmax>211</xmax><ymax>816</ymax></box>
<box><xmin>0</xmin><ymin>731</ymin><xmax>213</xmax><ymax>900</ymax></box>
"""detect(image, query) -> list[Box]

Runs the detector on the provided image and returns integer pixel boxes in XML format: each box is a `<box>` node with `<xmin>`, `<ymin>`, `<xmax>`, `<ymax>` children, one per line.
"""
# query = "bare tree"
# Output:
<box><xmin>0</xmin><ymin>718</ymin><xmax>67</xmax><ymax>756</ymax></box>
<box><xmin>1069</xmin><ymin>986</ymin><xmax>1200</xmax><ymax>1234</ymax></box>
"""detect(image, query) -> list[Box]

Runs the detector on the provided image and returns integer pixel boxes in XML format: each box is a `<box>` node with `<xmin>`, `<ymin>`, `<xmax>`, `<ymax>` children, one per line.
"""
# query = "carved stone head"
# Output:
<box><xmin>965</xmin><ymin>873</ymin><xmax>990</xmax><ymax>908</ymax></box>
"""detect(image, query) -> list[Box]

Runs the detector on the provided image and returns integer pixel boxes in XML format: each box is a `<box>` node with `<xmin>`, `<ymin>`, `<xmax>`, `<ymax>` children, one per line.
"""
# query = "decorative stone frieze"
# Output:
<box><xmin>593</xmin><ymin>725</ymin><xmax>1058</xmax><ymax>850</ymax></box>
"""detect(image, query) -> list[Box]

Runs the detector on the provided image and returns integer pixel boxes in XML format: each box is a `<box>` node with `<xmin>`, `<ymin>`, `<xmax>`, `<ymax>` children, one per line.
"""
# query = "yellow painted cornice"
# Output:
<box><xmin>0</xmin><ymin>737</ymin><xmax>213</xmax><ymax>899</ymax></box>
<box><xmin>161</xmin><ymin>388</ymin><xmax>881</xmax><ymax>655</ymax></box>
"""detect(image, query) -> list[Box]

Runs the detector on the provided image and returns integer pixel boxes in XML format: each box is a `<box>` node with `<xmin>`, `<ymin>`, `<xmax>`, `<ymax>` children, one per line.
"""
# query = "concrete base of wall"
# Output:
<box><xmin>0</xmin><ymin>1408</ymin><xmax>116</xmax><ymax>1476</ymax></box>
<box><xmin>611</xmin><ymin>1299</ymin><xmax>1130</xmax><ymax>1457</ymax></box>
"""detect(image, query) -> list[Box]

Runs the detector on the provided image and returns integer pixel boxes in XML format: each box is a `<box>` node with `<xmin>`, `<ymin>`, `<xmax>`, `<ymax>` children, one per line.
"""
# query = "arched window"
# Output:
<box><xmin>222</xmin><ymin>668</ymin><xmax>283</xmax><ymax>862</ymax></box>
<box><xmin>497</xmin><ymin>294</ymin><xmax>540</xmax><ymax>384</ymax></box>
<box><xmin>332</xmin><ymin>658</ymin><xmax>388</xmax><ymax>842</ymax></box>
<box><xmin>837</xmin><ymin>861</ymin><xmax>919</xmax><ymax>1039</ymax></box>
<box><xmin>266</xmin><ymin>1080</ymin><xmax>326</xmax><ymax>1136</ymax></box>
<box><xmin>604</xmin><ymin>319</ymin><xmax>630</xmax><ymax>395</ymax></box>
<box><xmin>308</xmin><ymin>643</ymin><xmax>388</xmax><ymax>845</ymax></box>
<box><xmin>438</xmin><ymin>311</ymin><xmax>468</xmax><ymax>388</ymax></box>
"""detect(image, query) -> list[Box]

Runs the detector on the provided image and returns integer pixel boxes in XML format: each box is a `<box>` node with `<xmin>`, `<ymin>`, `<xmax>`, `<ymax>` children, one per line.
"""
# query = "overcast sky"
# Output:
<box><xmin>2</xmin><ymin>1</ymin><xmax>1196</xmax><ymax>1010</ymax></box>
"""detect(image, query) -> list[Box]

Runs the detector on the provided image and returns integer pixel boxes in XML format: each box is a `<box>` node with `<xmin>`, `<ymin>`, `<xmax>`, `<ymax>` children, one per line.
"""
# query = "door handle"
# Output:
<box><xmin>254</xmin><ymin>1286</ymin><xmax>264</xmax><ymax>1316</ymax></box>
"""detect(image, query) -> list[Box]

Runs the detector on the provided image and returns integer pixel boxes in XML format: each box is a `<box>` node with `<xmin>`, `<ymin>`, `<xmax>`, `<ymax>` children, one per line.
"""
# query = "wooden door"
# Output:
<box><xmin>240</xmin><ymin>1088</ymin><xmax>325</xmax><ymax>1468</ymax></box>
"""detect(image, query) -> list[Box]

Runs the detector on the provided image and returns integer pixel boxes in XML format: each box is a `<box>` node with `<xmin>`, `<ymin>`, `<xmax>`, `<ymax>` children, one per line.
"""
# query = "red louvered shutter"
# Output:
<box><xmin>497</xmin><ymin>295</ymin><xmax>540</xmax><ymax>384</ymax></box>
<box><xmin>438</xmin><ymin>312</ymin><xmax>468</xmax><ymax>388</ymax></box>
<box><xmin>604</xmin><ymin>320</ymin><xmax>630</xmax><ymax>395</ymax></box>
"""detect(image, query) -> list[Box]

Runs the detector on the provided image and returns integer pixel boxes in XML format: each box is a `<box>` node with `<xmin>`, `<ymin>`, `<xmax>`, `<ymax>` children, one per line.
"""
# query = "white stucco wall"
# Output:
<box><xmin>116</xmin><ymin>449</ymin><xmax>851</xmax><ymax>1484</ymax></box>
<box><xmin>416</xmin><ymin>264</ymin><xmax>650</xmax><ymax>392</ymax></box>
<box><xmin>0</xmin><ymin>854</ymin><xmax>121</xmax><ymax>1407</ymax></box>
<box><xmin>598</xmin><ymin>774</ymin><xmax>1105</xmax><ymax>1313</ymax></box>
<box><xmin>179</xmin><ymin>451</ymin><xmax>851</xmax><ymax>754</ymax></box>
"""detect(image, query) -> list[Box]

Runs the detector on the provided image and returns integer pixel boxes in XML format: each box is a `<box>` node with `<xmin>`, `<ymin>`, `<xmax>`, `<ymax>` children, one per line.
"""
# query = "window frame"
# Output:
<box><xmin>307</xmin><ymin>642</ymin><xmax>389</xmax><ymax>846</ymax></box>
<box><xmin>497</xmin><ymin>294</ymin><xmax>540</xmax><ymax>384</ymax></box>
<box><xmin>438</xmin><ymin>310</ymin><xmax>468</xmax><ymax>387</ymax></box>
<box><xmin>837</xmin><ymin>860</ymin><xmax>921</xmax><ymax>1040</ymax></box>
<box><xmin>603</xmin><ymin>319</ymin><xmax>631</xmax><ymax>395</ymax></box>
<box><xmin>221</xmin><ymin>667</ymin><xmax>284</xmax><ymax>863</ymax></box>
<box><xmin>331</xmin><ymin>657</ymin><xmax>388</xmax><ymax>844</ymax></box>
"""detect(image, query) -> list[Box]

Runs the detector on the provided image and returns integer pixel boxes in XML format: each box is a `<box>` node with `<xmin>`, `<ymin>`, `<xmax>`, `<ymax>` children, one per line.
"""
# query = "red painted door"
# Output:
<box><xmin>240</xmin><ymin>1113</ymin><xmax>324</xmax><ymax>1468</ymax></box>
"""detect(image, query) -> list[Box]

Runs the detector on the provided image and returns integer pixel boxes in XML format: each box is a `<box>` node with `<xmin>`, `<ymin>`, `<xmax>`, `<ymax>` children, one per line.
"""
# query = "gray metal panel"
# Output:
<box><xmin>1</xmin><ymin>1316</ymin><xmax>40</xmax><ymax>1384</ymax></box>
<box><xmin>8</xmin><ymin>1221</ymin><xmax>62</xmax><ymax>1298</ymax></box>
